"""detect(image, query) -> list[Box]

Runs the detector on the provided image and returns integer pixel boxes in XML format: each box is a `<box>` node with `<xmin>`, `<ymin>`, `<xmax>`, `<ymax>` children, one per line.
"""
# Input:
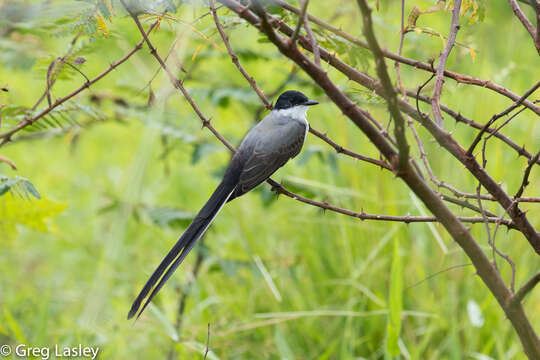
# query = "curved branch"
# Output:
<box><xmin>308</xmin><ymin>127</ymin><xmax>392</xmax><ymax>170</ymax></box>
<box><xmin>515</xmin><ymin>150</ymin><xmax>540</xmax><ymax>200</ymax></box>
<box><xmin>431</xmin><ymin>0</ymin><xmax>462</xmax><ymax>127</ymax></box>
<box><xmin>210</xmin><ymin>0</ymin><xmax>272</xmax><ymax>110</ymax></box>
<box><xmin>510</xmin><ymin>0</ymin><xmax>535</xmax><ymax>35</ymax></box>
<box><xmin>357</xmin><ymin>0</ymin><xmax>409</xmax><ymax>170</ymax></box>
<box><xmin>510</xmin><ymin>271</ymin><xmax>540</xmax><ymax>306</ymax></box>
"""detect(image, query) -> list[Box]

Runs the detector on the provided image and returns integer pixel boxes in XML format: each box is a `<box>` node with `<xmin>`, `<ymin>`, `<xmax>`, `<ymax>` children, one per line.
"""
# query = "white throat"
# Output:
<box><xmin>275</xmin><ymin>105</ymin><xmax>309</xmax><ymax>121</ymax></box>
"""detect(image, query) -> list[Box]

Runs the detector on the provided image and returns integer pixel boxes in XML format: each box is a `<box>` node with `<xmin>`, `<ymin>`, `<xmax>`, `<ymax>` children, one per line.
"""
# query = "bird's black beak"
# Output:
<box><xmin>304</xmin><ymin>99</ymin><xmax>319</xmax><ymax>106</ymax></box>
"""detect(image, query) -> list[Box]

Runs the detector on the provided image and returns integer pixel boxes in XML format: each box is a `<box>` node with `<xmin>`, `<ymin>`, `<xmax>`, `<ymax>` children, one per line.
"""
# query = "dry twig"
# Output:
<box><xmin>0</xmin><ymin>155</ymin><xmax>17</xmax><ymax>170</ymax></box>
<box><xmin>431</xmin><ymin>0</ymin><xmax>462</xmax><ymax>127</ymax></box>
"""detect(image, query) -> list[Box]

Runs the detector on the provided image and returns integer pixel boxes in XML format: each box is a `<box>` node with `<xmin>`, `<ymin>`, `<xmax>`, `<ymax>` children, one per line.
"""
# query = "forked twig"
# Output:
<box><xmin>431</xmin><ymin>0</ymin><xmax>462</xmax><ymax>127</ymax></box>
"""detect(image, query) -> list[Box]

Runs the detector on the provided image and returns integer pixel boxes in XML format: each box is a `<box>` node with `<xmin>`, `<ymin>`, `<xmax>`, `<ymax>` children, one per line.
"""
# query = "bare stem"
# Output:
<box><xmin>0</xmin><ymin>154</ymin><xmax>17</xmax><ymax>170</ymax></box>
<box><xmin>508</xmin><ymin>0</ymin><xmax>540</xmax><ymax>54</ymax></box>
<box><xmin>290</xmin><ymin>0</ymin><xmax>309</xmax><ymax>44</ymax></box>
<box><xmin>515</xmin><ymin>150</ymin><xmax>540</xmax><ymax>200</ymax></box>
<box><xmin>511</xmin><ymin>271</ymin><xmax>540</xmax><ymax>306</ymax></box>
<box><xmin>431</xmin><ymin>0</ymin><xmax>462</xmax><ymax>127</ymax></box>
<box><xmin>357</xmin><ymin>0</ymin><xmax>409</xmax><ymax>170</ymax></box>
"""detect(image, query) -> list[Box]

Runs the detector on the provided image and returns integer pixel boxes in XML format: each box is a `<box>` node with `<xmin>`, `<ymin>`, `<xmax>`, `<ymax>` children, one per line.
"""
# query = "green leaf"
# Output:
<box><xmin>0</xmin><ymin>195</ymin><xmax>67</xmax><ymax>241</ymax></box>
<box><xmin>97</xmin><ymin>1</ymin><xmax>112</xmax><ymax>20</ymax></box>
<box><xmin>23</xmin><ymin>180</ymin><xmax>41</xmax><ymax>199</ymax></box>
<box><xmin>0</xmin><ymin>175</ymin><xmax>41</xmax><ymax>199</ymax></box>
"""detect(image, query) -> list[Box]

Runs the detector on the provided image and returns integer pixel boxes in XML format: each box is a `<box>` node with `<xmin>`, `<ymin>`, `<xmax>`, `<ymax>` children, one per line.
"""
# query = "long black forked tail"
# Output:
<box><xmin>128</xmin><ymin>178</ymin><xmax>237</xmax><ymax>320</ymax></box>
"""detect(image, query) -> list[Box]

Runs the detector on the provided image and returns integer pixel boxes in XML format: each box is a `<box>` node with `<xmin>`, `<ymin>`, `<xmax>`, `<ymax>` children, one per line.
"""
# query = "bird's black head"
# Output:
<box><xmin>274</xmin><ymin>90</ymin><xmax>318</xmax><ymax>110</ymax></box>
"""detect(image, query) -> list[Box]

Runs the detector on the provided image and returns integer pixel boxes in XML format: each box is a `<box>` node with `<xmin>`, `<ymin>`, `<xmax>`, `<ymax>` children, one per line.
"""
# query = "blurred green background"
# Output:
<box><xmin>0</xmin><ymin>0</ymin><xmax>538</xmax><ymax>358</ymax></box>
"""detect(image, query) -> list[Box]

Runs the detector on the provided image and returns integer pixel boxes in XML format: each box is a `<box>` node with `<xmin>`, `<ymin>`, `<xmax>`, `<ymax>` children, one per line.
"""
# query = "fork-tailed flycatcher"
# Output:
<box><xmin>128</xmin><ymin>90</ymin><xmax>318</xmax><ymax>319</ymax></box>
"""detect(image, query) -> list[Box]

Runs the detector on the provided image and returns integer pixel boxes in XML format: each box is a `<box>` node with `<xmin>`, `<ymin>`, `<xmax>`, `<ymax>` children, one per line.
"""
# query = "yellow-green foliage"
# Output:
<box><xmin>0</xmin><ymin>195</ymin><xmax>66</xmax><ymax>241</ymax></box>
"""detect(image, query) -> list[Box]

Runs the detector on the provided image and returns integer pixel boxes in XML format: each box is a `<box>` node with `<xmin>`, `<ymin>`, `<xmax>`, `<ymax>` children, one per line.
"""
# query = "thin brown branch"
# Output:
<box><xmin>0</xmin><ymin>154</ymin><xmax>17</xmax><ymax>170</ymax></box>
<box><xmin>534</xmin><ymin>0</ymin><xmax>540</xmax><ymax>52</ymax></box>
<box><xmin>431</xmin><ymin>0</ymin><xmax>462</xmax><ymax>127</ymax></box>
<box><xmin>415</xmin><ymin>74</ymin><xmax>436</xmax><ymax>124</ymax></box>
<box><xmin>301</xmin><ymin>2</ymin><xmax>320</xmax><ymax>66</ymax></box>
<box><xmin>446</xmin><ymin>192</ymin><xmax>540</xmax><ymax>203</ymax></box>
<box><xmin>65</xmin><ymin>61</ymin><xmax>91</xmax><ymax>83</ymax></box>
<box><xmin>407</xmin><ymin>117</ymin><xmax>525</xmax><ymax>217</ymax></box>
<box><xmin>483</xmin><ymin>106</ymin><xmax>528</xmax><ymax>144</ymax></box>
<box><xmin>515</xmin><ymin>150</ymin><xmax>540</xmax><ymax>200</ymax></box>
<box><xmin>467</xmin><ymin>80</ymin><xmax>540</xmax><ymax>156</ymax></box>
<box><xmin>120</xmin><ymin>0</ymin><xmax>235</xmax><ymax>153</ymax></box>
<box><xmin>270</xmin><ymin>179</ymin><xmax>515</xmax><ymax>227</ymax></box>
<box><xmin>138</xmin><ymin>8</ymin><xmax>218</xmax><ymax>95</ymax></box>
<box><xmin>440</xmin><ymin>194</ymin><xmax>497</xmax><ymax>218</ymax></box>
<box><xmin>290</xmin><ymin>0</ymin><xmax>309</xmax><ymax>44</ymax></box>
<box><xmin>406</xmin><ymin>263</ymin><xmax>473</xmax><ymax>291</ymax></box>
<box><xmin>30</xmin><ymin>32</ymin><xmax>83</xmax><ymax>112</ymax></box>
<box><xmin>270</xmin><ymin>0</ymin><xmax>540</xmax><ymax>116</ymax></box>
<box><xmin>407</xmin><ymin>118</ymin><xmax>496</xmax><ymax>216</ymax></box>
<box><xmin>357</xmin><ymin>0</ymin><xmax>409</xmax><ymax>170</ymax></box>
<box><xmin>394</xmin><ymin>0</ymin><xmax>406</xmax><ymax>99</ymax></box>
<box><xmin>510</xmin><ymin>271</ymin><xmax>540</xmax><ymax>306</ymax></box>
<box><xmin>476</xmin><ymin>183</ymin><xmax>516</xmax><ymax>291</ymax></box>
<box><xmin>508</xmin><ymin>0</ymin><xmax>538</xmax><ymax>53</ymax></box>
<box><xmin>0</xmin><ymin>22</ymin><xmax>158</xmax><ymax>144</ymax></box>
<box><xmin>308</xmin><ymin>127</ymin><xmax>392</xmax><ymax>170</ymax></box>
<box><xmin>210</xmin><ymin>0</ymin><xmax>272</xmax><ymax>109</ymax></box>
<box><xmin>204</xmin><ymin>323</ymin><xmax>210</xmax><ymax>360</ymax></box>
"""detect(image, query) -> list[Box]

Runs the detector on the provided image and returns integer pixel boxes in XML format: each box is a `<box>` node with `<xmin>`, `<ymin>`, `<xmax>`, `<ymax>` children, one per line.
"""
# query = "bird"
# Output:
<box><xmin>128</xmin><ymin>90</ymin><xmax>318</xmax><ymax>319</ymax></box>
